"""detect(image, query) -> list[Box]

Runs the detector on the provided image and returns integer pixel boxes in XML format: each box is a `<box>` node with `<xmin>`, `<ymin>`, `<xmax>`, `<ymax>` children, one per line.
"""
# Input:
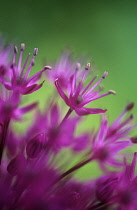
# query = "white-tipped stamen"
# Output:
<box><xmin>18</xmin><ymin>44</ymin><xmax>25</xmax><ymax>75</ymax></box>
<box><xmin>21</xmin><ymin>43</ymin><xmax>25</xmax><ymax>51</ymax></box>
<box><xmin>14</xmin><ymin>46</ymin><xmax>18</xmax><ymax>54</ymax></box>
<box><xmin>102</xmin><ymin>71</ymin><xmax>108</xmax><ymax>79</ymax></box>
<box><xmin>108</xmin><ymin>90</ymin><xmax>116</xmax><ymax>95</ymax></box>
<box><xmin>44</xmin><ymin>66</ymin><xmax>52</xmax><ymax>70</ymax></box>
<box><xmin>33</xmin><ymin>48</ymin><xmax>38</xmax><ymax>56</ymax></box>
<box><xmin>85</xmin><ymin>63</ymin><xmax>90</xmax><ymax>70</ymax></box>
<box><xmin>76</xmin><ymin>63</ymin><xmax>81</xmax><ymax>71</ymax></box>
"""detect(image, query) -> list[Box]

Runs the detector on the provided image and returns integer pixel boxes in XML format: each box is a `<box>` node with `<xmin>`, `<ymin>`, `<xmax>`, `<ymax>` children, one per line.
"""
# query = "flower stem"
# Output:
<box><xmin>59</xmin><ymin>157</ymin><xmax>92</xmax><ymax>180</ymax></box>
<box><xmin>60</xmin><ymin>108</ymin><xmax>73</xmax><ymax>125</ymax></box>
<box><xmin>0</xmin><ymin>119</ymin><xmax>10</xmax><ymax>164</ymax></box>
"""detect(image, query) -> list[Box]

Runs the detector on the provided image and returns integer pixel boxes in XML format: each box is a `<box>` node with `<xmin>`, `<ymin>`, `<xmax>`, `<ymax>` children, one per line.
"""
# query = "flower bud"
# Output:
<box><xmin>26</xmin><ymin>133</ymin><xmax>44</xmax><ymax>159</ymax></box>
<box><xmin>7</xmin><ymin>154</ymin><xmax>26</xmax><ymax>176</ymax></box>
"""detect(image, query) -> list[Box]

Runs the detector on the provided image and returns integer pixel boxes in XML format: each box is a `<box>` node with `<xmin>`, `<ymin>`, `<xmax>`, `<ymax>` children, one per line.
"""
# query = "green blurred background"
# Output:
<box><xmin>1</xmin><ymin>0</ymin><xmax>137</xmax><ymax>179</ymax></box>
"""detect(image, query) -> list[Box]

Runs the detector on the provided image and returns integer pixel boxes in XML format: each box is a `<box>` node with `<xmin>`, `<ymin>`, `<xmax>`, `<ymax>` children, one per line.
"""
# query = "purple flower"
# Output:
<box><xmin>114</xmin><ymin>153</ymin><xmax>137</xmax><ymax>209</ymax></box>
<box><xmin>55</xmin><ymin>63</ymin><xmax>116</xmax><ymax>116</ymax></box>
<box><xmin>91</xmin><ymin>104</ymin><xmax>135</xmax><ymax>170</ymax></box>
<box><xmin>46</xmin><ymin>52</ymin><xmax>76</xmax><ymax>89</ymax></box>
<box><xmin>0</xmin><ymin>89</ymin><xmax>37</xmax><ymax>122</ymax></box>
<box><xmin>1</xmin><ymin>44</ymin><xmax>51</xmax><ymax>95</ymax></box>
<box><xmin>27</xmin><ymin>103</ymin><xmax>82</xmax><ymax>153</ymax></box>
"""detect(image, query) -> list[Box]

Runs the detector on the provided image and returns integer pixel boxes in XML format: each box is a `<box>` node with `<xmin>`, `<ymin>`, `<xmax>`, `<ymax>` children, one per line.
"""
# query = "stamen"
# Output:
<box><xmin>21</xmin><ymin>43</ymin><xmax>25</xmax><ymax>51</ymax></box>
<box><xmin>102</xmin><ymin>71</ymin><xmax>108</xmax><ymax>79</ymax></box>
<box><xmin>24</xmin><ymin>49</ymin><xmax>37</xmax><ymax>80</ymax></box>
<box><xmin>17</xmin><ymin>44</ymin><xmax>25</xmax><ymax>75</ymax></box>
<box><xmin>20</xmin><ymin>53</ymin><xmax>30</xmax><ymax>77</ymax></box>
<box><xmin>77</xmin><ymin>63</ymin><xmax>90</xmax><ymax>94</ymax></box>
<box><xmin>108</xmin><ymin>90</ymin><xmax>116</xmax><ymax>95</ymax></box>
<box><xmin>131</xmin><ymin>137</ymin><xmax>137</xmax><ymax>143</ymax></box>
<box><xmin>84</xmin><ymin>73</ymin><xmax>107</xmax><ymax>97</ymax></box>
<box><xmin>81</xmin><ymin>75</ymin><xmax>98</xmax><ymax>95</ymax></box>
<box><xmin>44</xmin><ymin>65</ymin><xmax>52</xmax><ymax>70</ymax></box>
<box><xmin>125</xmin><ymin>102</ymin><xmax>134</xmax><ymax>111</ymax></box>
<box><xmin>13</xmin><ymin>46</ymin><xmax>18</xmax><ymax>64</ymax></box>
<box><xmin>33</xmin><ymin>48</ymin><xmax>38</xmax><ymax>56</ymax></box>
<box><xmin>85</xmin><ymin>63</ymin><xmax>90</xmax><ymax>70</ymax></box>
<box><xmin>76</xmin><ymin>62</ymin><xmax>81</xmax><ymax>71</ymax></box>
<box><xmin>14</xmin><ymin>46</ymin><xmax>18</xmax><ymax>54</ymax></box>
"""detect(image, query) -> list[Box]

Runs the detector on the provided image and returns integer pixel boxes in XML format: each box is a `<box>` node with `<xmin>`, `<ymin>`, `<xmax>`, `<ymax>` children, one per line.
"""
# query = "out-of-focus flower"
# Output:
<box><xmin>55</xmin><ymin>63</ymin><xmax>116</xmax><ymax>116</ymax></box>
<box><xmin>91</xmin><ymin>103</ymin><xmax>135</xmax><ymax>170</ymax></box>
<box><xmin>46</xmin><ymin>52</ymin><xmax>76</xmax><ymax>89</ymax></box>
<box><xmin>114</xmin><ymin>153</ymin><xmax>137</xmax><ymax>209</ymax></box>
<box><xmin>26</xmin><ymin>104</ymin><xmax>88</xmax><ymax>153</ymax></box>
<box><xmin>1</xmin><ymin>44</ymin><xmax>51</xmax><ymax>95</ymax></box>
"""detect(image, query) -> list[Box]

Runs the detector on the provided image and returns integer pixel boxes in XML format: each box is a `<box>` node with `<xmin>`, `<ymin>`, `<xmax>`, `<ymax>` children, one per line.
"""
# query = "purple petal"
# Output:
<box><xmin>50</xmin><ymin>104</ymin><xmax>60</xmax><ymax>125</ymax></box>
<box><xmin>75</xmin><ymin>107</ymin><xmax>107</xmax><ymax>116</ymax></box>
<box><xmin>22</xmin><ymin>81</ymin><xmax>44</xmax><ymax>95</ymax></box>
<box><xmin>55</xmin><ymin>79</ymin><xmax>69</xmax><ymax>105</ymax></box>
<box><xmin>72</xmin><ymin>134</ymin><xmax>89</xmax><ymax>152</ymax></box>
<box><xmin>27</xmin><ymin>69</ymin><xmax>46</xmax><ymax>84</ymax></box>
<box><xmin>16</xmin><ymin>102</ymin><xmax>38</xmax><ymax>116</ymax></box>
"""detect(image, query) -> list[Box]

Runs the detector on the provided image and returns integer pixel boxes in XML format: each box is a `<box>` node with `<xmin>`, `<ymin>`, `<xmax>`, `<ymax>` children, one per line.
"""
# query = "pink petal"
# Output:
<box><xmin>22</xmin><ymin>81</ymin><xmax>44</xmax><ymax>95</ymax></box>
<box><xmin>50</xmin><ymin>104</ymin><xmax>60</xmax><ymax>125</ymax></box>
<box><xmin>54</xmin><ymin>79</ymin><xmax>69</xmax><ymax>105</ymax></box>
<box><xmin>75</xmin><ymin>107</ymin><xmax>107</xmax><ymax>116</ymax></box>
<box><xmin>16</xmin><ymin>102</ymin><xmax>38</xmax><ymax>117</ymax></box>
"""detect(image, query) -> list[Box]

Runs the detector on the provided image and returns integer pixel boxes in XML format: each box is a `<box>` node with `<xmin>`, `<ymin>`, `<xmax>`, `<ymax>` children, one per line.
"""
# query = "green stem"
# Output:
<box><xmin>60</xmin><ymin>108</ymin><xmax>73</xmax><ymax>125</ymax></box>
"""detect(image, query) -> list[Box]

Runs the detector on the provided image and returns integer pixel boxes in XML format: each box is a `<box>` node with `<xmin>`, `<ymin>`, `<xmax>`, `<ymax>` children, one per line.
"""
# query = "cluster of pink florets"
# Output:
<box><xmin>0</xmin><ymin>43</ymin><xmax>136</xmax><ymax>210</ymax></box>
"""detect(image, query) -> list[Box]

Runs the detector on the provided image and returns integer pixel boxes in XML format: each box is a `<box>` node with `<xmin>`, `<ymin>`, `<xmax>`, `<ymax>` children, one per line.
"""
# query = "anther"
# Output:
<box><xmin>129</xmin><ymin>114</ymin><xmax>134</xmax><ymax>119</ymax></box>
<box><xmin>21</xmin><ymin>43</ymin><xmax>25</xmax><ymax>51</ymax></box>
<box><xmin>85</xmin><ymin>63</ymin><xmax>90</xmax><ymax>70</ymax></box>
<box><xmin>31</xmin><ymin>61</ymin><xmax>35</xmax><ymax>66</ymax></box>
<box><xmin>126</xmin><ymin>102</ymin><xmax>134</xmax><ymax>111</ymax></box>
<box><xmin>14</xmin><ymin>46</ymin><xmax>18</xmax><ymax>54</ymax></box>
<box><xmin>102</xmin><ymin>71</ymin><xmax>108</xmax><ymax>79</ymax></box>
<box><xmin>76</xmin><ymin>62</ymin><xmax>81</xmax><ymax>70</ymax></box>
<box><xmin>33</xmin><ymin>48</ymin><xmax>38</xmax><ymax>56</ymax></box>
<box><xmin>131</xmin><ymin>136</ymin><xmax>137</xmax><ymax>143</ymax></box>
<box><xmin>44</xmin><ymin>65</ymin><xmax>52</xmax><ymax>70</ymax></box>
<box><xmin>108</xmin><ymin>90</ymin><xmax>116</xmax><ymax>95</ymax></box>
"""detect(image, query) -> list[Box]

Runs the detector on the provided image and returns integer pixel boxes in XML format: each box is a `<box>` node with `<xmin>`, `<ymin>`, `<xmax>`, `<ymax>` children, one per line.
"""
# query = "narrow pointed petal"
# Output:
<box><xmin>55</xmin><ymin>79</ymin><xmax>69</xmax><ymax>105</ymax></box>
<box><xmin>75</xmin><ymin>107</ymin><xmax>107</xmax><ymax>116</ymax></box>
<box><xmin>22</xmin><ymin>81</ymin><xmax>45</xmax><ymax>95</ymax></box>
<box><xmin>50</xmin><ymin>104</ymin><xmax>60</xmax><ymax>125</ymax></box>
<box><xmin>27</xmin><ymin>68</ymin><xmax>48</xmax><ymax>84</ymax></box>
<box><xmin>16</xmin><ymin>102</ymin><xmax>38</xmax><ymax>116</ymax></box>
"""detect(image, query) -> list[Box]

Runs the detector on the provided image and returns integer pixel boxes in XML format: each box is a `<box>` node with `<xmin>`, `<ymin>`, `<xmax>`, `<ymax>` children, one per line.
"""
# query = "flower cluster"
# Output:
<box><xmin>0</xmin><ymin>42</ymin><xmax>136</xmax><ymax>210</ymax></box>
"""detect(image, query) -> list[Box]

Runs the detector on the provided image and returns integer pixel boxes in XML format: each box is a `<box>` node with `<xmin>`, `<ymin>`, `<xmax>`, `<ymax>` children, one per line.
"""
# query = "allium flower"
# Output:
<box><xmin>1</xmin><ymin>44</ymin><xmax>51</xmax><ymax>95</ymax></box>
<box><xmin>55</xmin><ymin>63</ymin><xmax>116</xmax><ymax>116</ymax></box>
<box><xmin>91</xmin><ymin>103</ymin><xmax>135</xmax><ymax>170</ymax></box>
<box><xmin>46</xmin><ymin>52</ymin><xmax>76</xmax><ymax>89</ymax></box>
<box><xmin>0</xmin><ymin>41</ymin><xmax>137</xmax><ymax>210</ymax></box>
<box><xmin>26</xmin><ymin>104</ymin><xmax>89</xmax><ymax>153</ymax></box>
<box><xmin>114</xmin><ymin>153</ymin><xmax>137</xmax><ymax>209</ymax></box>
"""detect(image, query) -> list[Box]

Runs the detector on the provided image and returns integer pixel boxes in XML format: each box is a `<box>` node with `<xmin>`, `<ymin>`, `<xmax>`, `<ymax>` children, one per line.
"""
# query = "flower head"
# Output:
<box><xmin>46</xmin><ymin>52</ymin><xmax>76</xmax><ymax>89</ymax></box>
<box><xmin>55</xmin><ymin>63</ymin><xmax>116</xmax><ymax>116</ymax></box>
<box><xmin>91</xmin><ymin>103</ymin><xmax>135</xmax><ymax>170</ymax></box>
<box><xmin>1</xmin><ymin>44</ymin><xmax>51</xmax><ymax>95</ymax></box>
